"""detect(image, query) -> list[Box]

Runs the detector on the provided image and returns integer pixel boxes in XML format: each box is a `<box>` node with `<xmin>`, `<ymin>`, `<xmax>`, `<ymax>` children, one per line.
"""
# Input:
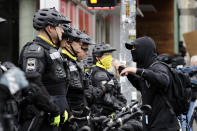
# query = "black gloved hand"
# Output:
<box><xmin>23</xmin><ymin>83</ymin><xmax>60</xmax><ymax>115</ymax></box>
<box><xmin>21</xmin><ymin>83</ymin><xmax>40</xmax><ymax>104</ymax></box>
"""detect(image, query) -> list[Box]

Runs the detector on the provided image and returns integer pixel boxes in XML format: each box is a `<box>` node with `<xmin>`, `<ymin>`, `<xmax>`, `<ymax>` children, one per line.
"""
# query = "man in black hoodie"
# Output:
<box><xmin>120</xmin><ymin>36</ymin><xmax>180</xmax><ymax>131</ymax></box>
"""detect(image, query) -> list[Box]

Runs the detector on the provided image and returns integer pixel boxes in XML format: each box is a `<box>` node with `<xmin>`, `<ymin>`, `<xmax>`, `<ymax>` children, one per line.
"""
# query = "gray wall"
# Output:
<box><xmin>19</xmin><ymin>0</ymin><xmax>36</xmax><ymax>52</ymax></box>
<box><xmin>109</xmin><ymin>8</ymin><xmax>120</xmax><ymax>60</ymax></box>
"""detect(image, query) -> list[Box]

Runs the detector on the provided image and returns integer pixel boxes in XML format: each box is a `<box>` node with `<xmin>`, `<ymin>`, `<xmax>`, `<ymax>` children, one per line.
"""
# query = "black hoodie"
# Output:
<box><xmin>127</xmin><ymin>36</ymin><xmax>179</xmax><ymax>131</ymax></box>
<box><xmin>132</xmin><ymin>36</ymin><xmax>157</xmax><ymax>68</ymax></box>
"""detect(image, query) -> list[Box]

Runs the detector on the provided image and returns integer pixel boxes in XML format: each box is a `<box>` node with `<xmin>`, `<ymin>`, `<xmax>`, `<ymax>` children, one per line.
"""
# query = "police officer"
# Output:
<box><xmin>60</xmin><ymin>24</ymin><xmax>85</xmax><ymax>113</ymax></box>
<box><xmin>77</xmin><ymin>32</ymin><xmax>95</xmax><ymax>61</ymax></box>
<box><xmin>84</xmin><ymin>44</ymin><xmax>127</xmax><ymax>116</ymax></box>
<box><xmin>18</xmin><ymin>8</ymin><xmax>70</xmax><ymax>131</ymax></box>
<box><xmin>60</xmin><ymin>25</ymin><xmax>92</xmax><ymax>130</ymax></box>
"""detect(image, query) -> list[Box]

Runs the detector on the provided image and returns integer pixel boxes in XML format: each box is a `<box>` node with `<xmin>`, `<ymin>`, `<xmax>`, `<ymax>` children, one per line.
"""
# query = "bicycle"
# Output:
<box><xmin>70</xmin><ymin>100</ymin><xmax>151</xmax><ymax>131</ymax></box>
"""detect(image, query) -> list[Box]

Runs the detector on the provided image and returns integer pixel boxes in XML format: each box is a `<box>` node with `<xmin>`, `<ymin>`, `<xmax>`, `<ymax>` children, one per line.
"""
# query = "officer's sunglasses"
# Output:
<box><xmin>73</xmin><ymin>38</ymin><xmax>81</xmax><ymax>42</ymax></box>
<box><xmin>81</xmin><ymin>47</ymin><xmax>88</xmax><ymax>52</ymax></box>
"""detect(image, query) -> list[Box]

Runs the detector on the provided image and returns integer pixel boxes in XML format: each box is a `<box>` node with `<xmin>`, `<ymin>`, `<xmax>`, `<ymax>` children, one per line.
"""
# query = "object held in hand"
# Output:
<box><xmin>118</xmin><ymin>66</ymin><xmax>125</xmax><ymax>74</ymax></box>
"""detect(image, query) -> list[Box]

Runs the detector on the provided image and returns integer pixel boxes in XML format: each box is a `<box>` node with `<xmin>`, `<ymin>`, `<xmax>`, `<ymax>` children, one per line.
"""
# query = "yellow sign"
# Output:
<box><xmin>126</xmin><ymin>3</ymin><xmax>129</xmax><ymax>17</ymax></box>
<box><xmin>129</xmin><ymin>36</ymin><xmax>136</xmax><ymax>40</ymax></box>
<box><xmin>90</xmin><ymin>0</ymin><xmax>97</xmax><ymax>4</ymax></box>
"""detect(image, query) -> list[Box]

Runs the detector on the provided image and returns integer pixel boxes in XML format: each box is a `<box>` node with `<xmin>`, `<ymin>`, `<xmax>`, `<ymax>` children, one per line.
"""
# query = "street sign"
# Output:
<box><xmin>90</xmin><ymin>0</ymin><xmax>97</xmax><ymax>4</ymax></box>
<box><xmin>86</xmin><ymin>0</ymin><xmax>117</xmax><ymax>7</ymax></box>
<box><xmin>86</xmin><ymin>7</ymin><xmax>115</xmax><ymax>10</ymax></box>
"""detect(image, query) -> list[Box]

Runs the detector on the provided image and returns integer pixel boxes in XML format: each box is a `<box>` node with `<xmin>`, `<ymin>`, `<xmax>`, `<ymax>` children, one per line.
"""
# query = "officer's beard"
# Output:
<box><xmin>55</xmin><ymin>28</ymin><xmax>61</xmax><ymax>48</ymax></box>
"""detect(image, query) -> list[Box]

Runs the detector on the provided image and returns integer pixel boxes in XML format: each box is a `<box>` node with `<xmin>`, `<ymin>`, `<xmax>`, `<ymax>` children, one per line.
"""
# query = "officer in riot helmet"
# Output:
<box><xmin>60</xmin><ymin>24</ymin><xmax>83</xmax><ymax>59</ymax></box>
<box><xmin>60</xmin><ymin>25</ymin><xmax>91</xmax><ymax>130</ymax></box>
<box><xmin>18</xmin><ymin>8</ymin><xmax>71</xmax><ymax>131</ymax></box>
<box><xmin>84</xmin><ymin>43</ymin><xmax>127</xmax><ymax>116</ymax></box>
<box><xmin>60</xmin><ymin>24</ymin><xmax>84</xmax><ymax>111</ymax></box>
<box><xmin>77</xmin><ymin>31</ymin><xmax>95</xmax><ymax>61</ymax></box>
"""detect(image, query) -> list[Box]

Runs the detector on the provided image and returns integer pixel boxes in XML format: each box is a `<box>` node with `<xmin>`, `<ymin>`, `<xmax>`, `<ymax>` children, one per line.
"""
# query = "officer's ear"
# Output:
<box><xmin>45</xmin><ymin>25</ymin><xmax>54</xmax><ymax>34</ymax></box>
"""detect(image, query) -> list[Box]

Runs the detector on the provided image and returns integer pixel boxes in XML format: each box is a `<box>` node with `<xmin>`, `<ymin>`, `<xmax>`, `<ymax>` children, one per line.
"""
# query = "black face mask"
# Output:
<box><xmin>131</xmin><ymin>50</ymin><xmax>137</xmax><ymax>62</ymax></box>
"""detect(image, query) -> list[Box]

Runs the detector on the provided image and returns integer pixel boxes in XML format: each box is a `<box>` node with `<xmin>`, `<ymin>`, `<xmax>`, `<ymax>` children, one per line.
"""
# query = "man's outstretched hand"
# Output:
<box><xmin>120</xmin><ymin>67</ymin><xmax>137</xmax><ymax>76</ymax></box>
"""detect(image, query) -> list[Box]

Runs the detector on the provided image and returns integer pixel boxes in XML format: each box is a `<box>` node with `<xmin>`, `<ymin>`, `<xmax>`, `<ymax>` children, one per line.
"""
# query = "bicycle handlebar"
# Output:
<box><xmin>70</xmin><ymin>101</ymin><xmax>149</xmax><ymax>131</ymax></box>
<box><xmin>103</xmin><ymin>110</ymin><xmax>143</xmax><ymax>131</ymax></box>
<box><xmin>70</xmin><ymin>115</ymin><xmax>108</xmax><ymax>123</ymax></box>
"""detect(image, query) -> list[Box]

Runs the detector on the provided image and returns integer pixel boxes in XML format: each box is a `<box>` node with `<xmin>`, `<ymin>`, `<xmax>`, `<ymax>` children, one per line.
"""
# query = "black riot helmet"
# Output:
<box><xmin>92</xmin><ymin>43</ymin><xmax>116</xmax><ymax>63</ymax></box>
<box><xmin>62</xmin><ymin>24</ymin><xmax>84</xmax><ymax>57</ymax></box>
<box><xmin>62</xmin><ymin>24</ymin><xmax>84</xmax><ymax>43</ymax></box>
<box><xmin>80</xmin><ymin>32</ymin><xmax>95</xmax><ymax>45</ymax></box>
<box><xmin>92</xmin><ymin>43</ymin><xmax>116</xmax><ymax>57</ymax></box>
<box><xmin>33</xmin><ymin>7</ymin><xmax>71</xmax><ymax>30</ymax></box>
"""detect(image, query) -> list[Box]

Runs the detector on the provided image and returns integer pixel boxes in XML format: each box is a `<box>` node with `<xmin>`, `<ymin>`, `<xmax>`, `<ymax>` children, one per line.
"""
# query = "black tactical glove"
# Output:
<box><xmin>23</xmin><ymin>83</ymin><xmax>60</xmax><ymax>115</ymax></box>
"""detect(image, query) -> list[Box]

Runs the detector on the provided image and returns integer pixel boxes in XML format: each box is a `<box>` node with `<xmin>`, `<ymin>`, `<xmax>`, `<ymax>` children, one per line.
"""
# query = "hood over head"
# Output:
<box><xmin>128</xmin><ymin>36</ymin><xmax>157</xmax><ymax>68</ymax></box>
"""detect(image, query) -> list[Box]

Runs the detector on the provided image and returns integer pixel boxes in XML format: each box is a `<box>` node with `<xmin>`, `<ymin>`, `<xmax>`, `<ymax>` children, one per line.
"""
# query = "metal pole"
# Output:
<box><xmin>174</xmin><ymin>0</ymin><xmax>179</xmax><ymax>54</ymax></box>
<box><xmin>120</xmin><ymin>0</ymin><xmax>137</xmax><ymax>104</ymax></box>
